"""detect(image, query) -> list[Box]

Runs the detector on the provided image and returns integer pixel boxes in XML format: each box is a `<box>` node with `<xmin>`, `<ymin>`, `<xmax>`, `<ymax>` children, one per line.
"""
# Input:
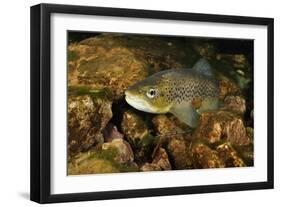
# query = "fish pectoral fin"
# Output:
<box><xmin>196</xmin><ymin>98</ymin><xmax>219</xmax><ymax>114</ymax></box>
<box><xmin>170</xmin><ymin>102</ymin><xmax>200</xmax><ymax>128</ymax></box>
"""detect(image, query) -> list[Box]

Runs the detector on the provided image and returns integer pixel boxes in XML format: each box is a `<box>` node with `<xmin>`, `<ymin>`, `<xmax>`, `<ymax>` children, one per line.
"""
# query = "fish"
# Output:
<box><xmin>125</xmin><ymin>58</ymin><xmax>220</xmax><ymax>127</ymax></box>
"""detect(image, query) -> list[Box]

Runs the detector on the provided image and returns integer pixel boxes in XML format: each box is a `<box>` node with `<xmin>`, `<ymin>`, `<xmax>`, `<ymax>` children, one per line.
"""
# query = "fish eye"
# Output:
<box><xmin>147</xmin><ymin>88</ymin><xmax>157</xmax><ymax>99</ymax></box>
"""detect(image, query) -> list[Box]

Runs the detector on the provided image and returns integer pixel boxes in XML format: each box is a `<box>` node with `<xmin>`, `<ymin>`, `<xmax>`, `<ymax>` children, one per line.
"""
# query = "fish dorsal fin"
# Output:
<box><xmin>192</xmin><ymin>58</ymin><xmax>213</xmax><ymax>77</ymax></box>
<box><xmin>170</xmin><ymin>102</ymin><xmax>200</xmax><ymax>128</ymax></box>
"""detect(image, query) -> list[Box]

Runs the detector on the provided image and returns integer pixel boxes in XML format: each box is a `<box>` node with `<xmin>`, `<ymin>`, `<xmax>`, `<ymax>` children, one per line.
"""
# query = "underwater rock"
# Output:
<box><xmin>67</xmin><ymin>95</ymin><xmax>112</xmax><ymax>157</ymax></box>
<box><xmin>102</xmin><ymin>138</ymin><xmax>134</xmax><ymax>164</ymax></box>
<box><xmin>68</xmin><ymin>157</ymin><xmax>120</xmax><ymax>175</ymax></box>
<box><xmin>102</xmin><ymin>123</ymin><xmax>124</xmax><ymax>142</ymax></box>
<box><xmin>223</xmin><ymin>95</ymin><xmax>246</xmax><ymax>115</ymax></box>
<box><xmin>152</xmin><ymin>115</ymin><xmax>193</xmax><ymax>169</ymax></box>
<box><xmin>121</xmin><ymin>109</ymin><xmax>156</xmax><ymax>163</ymax></box>
<box><xmin>218</xmin><ymin>77</ymin><xmax>242</xmax><ymax>100</ymax></box>
<box><xmin>121</xmin><ymin>110</ymin><xmax>149</xmax><ymax>143</ymax></box>
<box><xmin>235</xmin><ymin>127</ymin><xmax>254</xmax><ymax>166</ymax></box>
<box><xmin>68</xmin><ymin>141</ymin><xmax>139</xmax><ymax>175</ymax></box>
<box><xmin>167</xmin><ymin>138</ymin><xmax>193</xmax><ymax>169</ymax></box>
<box><xmin>191</xmin><ymin>110</ymin><xmax>253</xmax><ymax>168</ymax></box>
<box><xmin>192</xmin><ymin>143</ymin><xmax>225</xmax><ymax>168</ymax></box>
<box><xmin>68</xmin><ymin>45</ymin><xmax>147</xmax><ymax>100</ymax></box>
<box><xmin>68</xmin><ymin>34</ymin><xmax>198</xmax><ymax>101</ymax></box>
<box><xmin>140</xmin><ymin>163</ymin><xmax>162</xmax><ymax>171</ymax></box>
<box><xmin>121</xmin><ymin>109</ymin><xmax>150</xmax><ymax>146</ymax></box>
<box><xmin>141</xmin><ymin>148</ymin><xmax>171</xmax><ymax>171</ymax></box>
<box><xmin>216</xmin><ymin>143</ymin><xmax>246</xmax><ymax>167</ymax></box>
<box><xmin>194</xmin><ymin>111</ymin><xmax>251</xmax><ymax>147</ymax></box>
<box><xmin>153</xmin><ymin>114</ymin><xmax>189</xmax><ymax>136</ymax></box>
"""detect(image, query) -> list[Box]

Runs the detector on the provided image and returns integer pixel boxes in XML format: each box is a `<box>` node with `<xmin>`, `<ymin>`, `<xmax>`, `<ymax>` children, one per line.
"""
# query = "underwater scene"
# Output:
<box><xmin>67</xmin><ymin>32</ymin><xmax>254</xmax><ymax>175</ymax></box>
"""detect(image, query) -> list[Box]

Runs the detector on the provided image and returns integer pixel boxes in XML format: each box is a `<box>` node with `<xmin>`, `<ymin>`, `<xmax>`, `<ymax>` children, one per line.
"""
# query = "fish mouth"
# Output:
<box><xmin>125</xmin><ymin>90</ymin><xmax>159</xmax><ymax>113</ymax></box>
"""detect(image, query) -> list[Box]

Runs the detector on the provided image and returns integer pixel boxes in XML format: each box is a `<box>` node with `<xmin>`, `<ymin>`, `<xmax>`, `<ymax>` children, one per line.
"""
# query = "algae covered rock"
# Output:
<box><xmin>68</xmin><ymin>157</ymin><xmax>120</xmax><ymax>175</ymax></box>
<box><xmin>68</xmin><ymin>43</ymin><xmax>147</xmax><ymax>100</ymax></box>
<box><xmin>68</xmin><ymin>139</ymin><xmax>138</xmax><ymax>175</ymax></box>
<box><xmin>102</xmin><ymin>138</ymin><xmax>134</xmax><ymax>164</ymax></box>
<box><xmin>67</xmin><ymin>95</ymin><xmax>112</xmax><ymax>157</ymax></box>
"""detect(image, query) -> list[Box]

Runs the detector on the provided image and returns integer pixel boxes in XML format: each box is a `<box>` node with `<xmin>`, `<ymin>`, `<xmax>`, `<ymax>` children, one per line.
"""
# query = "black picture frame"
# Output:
<box><xmin>30</xmin><ymin>3</ymin><xmax>274</xmax><ymax>204</ymax></box>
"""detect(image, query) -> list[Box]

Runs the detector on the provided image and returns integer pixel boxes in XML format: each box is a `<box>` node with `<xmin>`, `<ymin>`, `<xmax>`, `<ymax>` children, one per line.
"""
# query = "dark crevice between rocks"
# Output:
<box><xmin>110</xmin><ymin>98</ymin><xmax>157</xmax><ymax>165</ymax></box>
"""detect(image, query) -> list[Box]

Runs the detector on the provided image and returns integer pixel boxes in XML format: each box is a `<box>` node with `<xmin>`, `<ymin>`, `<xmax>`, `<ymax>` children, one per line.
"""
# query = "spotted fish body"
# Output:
<box><xmin>125</xmin><ymin>58</ymin><xmax>220</xmax><ymax>127</ymax></box>
<box><xmin>157</xmin><ymin>70</ymin><xmax>218</xmax><ymax>104</ymax></box>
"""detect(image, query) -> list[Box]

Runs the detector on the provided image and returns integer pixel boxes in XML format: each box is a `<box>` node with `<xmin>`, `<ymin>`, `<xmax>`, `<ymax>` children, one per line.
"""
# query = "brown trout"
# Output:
<box><xmin>125</xmin><ymin>58</ymin><xmax>220</xmax><ymax>127</ymax></box>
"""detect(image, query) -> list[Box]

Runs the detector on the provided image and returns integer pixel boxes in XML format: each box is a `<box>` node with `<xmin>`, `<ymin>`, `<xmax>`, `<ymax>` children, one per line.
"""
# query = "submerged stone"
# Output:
<box><xmin>121</xmin><ymin>110</ymin><xmax>156</xmax><ymax>163</ymax></box>
<box><xmin>68</xmin><ymin>140</ymin><xmax>138</xmax><ymax>175</ymax></box>
<box><xmin>102</xmin><ymin>138</ymin><xmax>134</xmax><ymax>164</ymax></box>
<box><xmin>102</xmin><ymin>123</ymin><xmax>124</xmax><ymax>142</ymax></box>
<box><xmin>194</xmin><ymin>111</ymin><xmax>251</xmax><ymax>146</ymax></box>
<box><xmin>121</xmin><ymin>109</ymin><xmax>150</xmax><ymax>145</ymax></box>
<box><xmin>67</xmin><ymin>95</ymin><xmax>112</xmax><ymax>157</ymax></box>
<box><xmin>141</xmin><ymin>148</ymin><xmax>171</xmax><ymax>171</ymax></box>
<box><xmin>223</xmin><ymin>95</ymin><xmax>246</xmax><ymax>115</ymax></box>
<box><xmin>192</xmin><ymin>143</ymin><xmax>225</xmax><ymax>168</ymax></box>
<box><xmin>152</xmin><ymin>115</ymin><xmax>193</xmax><ymax>169</ymax></box>
<box><xmin>216</xmin><ymin>143</ymin><xmax>246</xmax><ymax>167</ymax></box>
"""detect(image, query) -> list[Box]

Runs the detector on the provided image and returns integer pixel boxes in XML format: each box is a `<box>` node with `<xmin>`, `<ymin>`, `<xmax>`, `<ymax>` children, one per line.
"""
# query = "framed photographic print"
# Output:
<box><xmin>30</xmin><ymin>3</ymin><xmax>274</xmax><ymax>203</ymax></box>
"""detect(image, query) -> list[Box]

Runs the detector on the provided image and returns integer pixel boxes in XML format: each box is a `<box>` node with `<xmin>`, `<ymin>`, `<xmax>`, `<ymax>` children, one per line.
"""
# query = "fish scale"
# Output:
<box><xmin>160</xmin><ymin>74</ymin><xmax>218</xmax><ymax>104</ymax></box>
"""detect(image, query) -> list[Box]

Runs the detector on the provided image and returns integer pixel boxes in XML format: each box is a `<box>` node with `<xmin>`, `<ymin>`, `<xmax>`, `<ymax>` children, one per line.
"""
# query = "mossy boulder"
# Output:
<box><xmin>102</xmin><ymin>138</ymin><xmax>134</xmax><ymax>164</ymax></box>
<box><xmin>68</xmin><ymin>141</ymin><xmax>138</xmax><ymax>175</ymax></box>
<box><xmin>67</xmin><ymin>95</ymin><xmax>112</xmax><ymax>157</ymax></box>
<box><xmin>68</xmin><ymin>158</ymin><xmax>120</xmax><ymax>175</ymax></box>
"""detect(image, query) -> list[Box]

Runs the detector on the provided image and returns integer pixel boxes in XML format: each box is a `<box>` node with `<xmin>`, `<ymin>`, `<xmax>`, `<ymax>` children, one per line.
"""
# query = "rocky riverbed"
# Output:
<box><xmin>67</xmin><ymin>33</ymin><xmax>254</xmax><ymax>175</ymax></box>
